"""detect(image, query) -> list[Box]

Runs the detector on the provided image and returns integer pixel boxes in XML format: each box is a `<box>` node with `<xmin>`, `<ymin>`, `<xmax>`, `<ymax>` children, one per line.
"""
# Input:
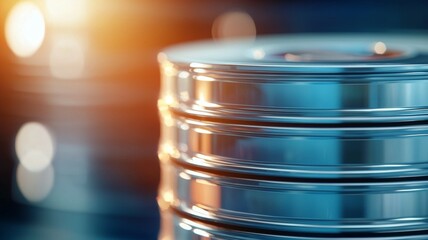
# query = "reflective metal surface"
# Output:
<box><xmin>161</xmin><ymin>209</ymin><xmax>428</xmax><ymax>240</ymax></box>
<box><xmin>159</xmin><ymin>34</ymin><xmax>428</xmax><ymax>123</ymax></box>
<box><xmin>160</xmin><ymin>113</ymin><xmax>428</xmax><ymax>179</ymax></box>
<box><xmin>162</xmin><ymin>162</ymin><xmax>428</xmax><ymax>234</ymax></box>
<box><xmin>158</xmin><ymin>34</ymin><xmax>428</xmax><ymax>238</ymax></box>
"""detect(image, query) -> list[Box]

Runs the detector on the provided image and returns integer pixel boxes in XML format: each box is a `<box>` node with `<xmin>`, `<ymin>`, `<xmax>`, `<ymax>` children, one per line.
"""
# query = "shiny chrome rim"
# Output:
<box><xmin>161</xmin><ymin>163</ymin><xmax>428</xmax><ymax>234</ymax></box>
<box><xmin>162</xmin><ymin>208</ymin><xmax>428</xmax><ymax>240</ymax></box>
<box><xmin>160</xmin><ymin>34</ymin><xmax>428</xmax><ymax>123</ymax></box>
<box><xmin>159</xmin><ymin>114</ymin><xmax>428</xmax><ymax>179</ymax></box>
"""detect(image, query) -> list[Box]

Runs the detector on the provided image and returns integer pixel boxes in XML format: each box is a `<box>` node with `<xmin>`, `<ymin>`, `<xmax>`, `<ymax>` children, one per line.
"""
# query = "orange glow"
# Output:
<box><xmin>162</xmin><ymin>190</ymin><xmax>174</xmax><ymax>204</ymax></box>
<box><xmin>212</xmin><ymin>11</ymin><xmax>256</xmax><ymax>40</ymax></box>
<box><xmin>191</xmin><ymin>179</ymin><xmax>220</xmax><ymax>209</ymax></box>
<box><xmin>50</xmin><ymin>36</ymin><xmax>86</xmax><ymax>79</ymax></box>
<box><xmin>45</xmin><ymin>0</ymin><xmax>87</xmax><ymax>26</ymax></box>
<box><xmin>5</xmin><ymin>2</ymin><xmax>45</xmax><ymax>58</ymax></box>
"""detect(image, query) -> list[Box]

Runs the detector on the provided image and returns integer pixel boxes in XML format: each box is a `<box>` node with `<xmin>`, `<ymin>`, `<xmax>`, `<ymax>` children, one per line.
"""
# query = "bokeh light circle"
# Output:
<box><xmin>5</xmin><ymin>2</ymin><xmax>46</xmax><ymax>58</ymax></box>
<box><xmin>15</xmin><ymin>122</ymin><xmax>55</xmax><ymax>172</ymax></box>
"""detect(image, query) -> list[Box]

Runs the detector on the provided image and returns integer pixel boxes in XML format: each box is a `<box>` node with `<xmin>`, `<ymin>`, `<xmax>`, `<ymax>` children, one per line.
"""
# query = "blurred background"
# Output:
<box><xmin>1</xmin><ymin>0</ymin><xmax>428</xmax><ymax>239</ymax></box>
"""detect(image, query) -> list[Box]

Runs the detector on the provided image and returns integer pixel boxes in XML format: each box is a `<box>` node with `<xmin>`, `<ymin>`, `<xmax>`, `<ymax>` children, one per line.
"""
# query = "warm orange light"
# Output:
<box><xmin>45</xmin><ymin>0</ymin><xmax>87</xmax><ymax>26</ymax></box>
<box><xmin>50</xmin><ymin>37</ymin><xmax>86</xmax><ymax>79</ymax></box>
<box><xmin>5</xmin><ymin>2</ymin><xmax>45</xmax><ymax>58</ymax></box>
<box><xmin>212</xmin><ymin>11</ymin><xmax>256</xmax><ymax>40</ymax></box>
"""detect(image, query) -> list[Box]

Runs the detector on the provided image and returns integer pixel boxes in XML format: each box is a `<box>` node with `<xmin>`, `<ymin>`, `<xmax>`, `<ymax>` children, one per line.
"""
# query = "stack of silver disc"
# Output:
<box><xmin>158</xmin><ymin>34</ymin><xmax>428</xmax><ymax>239</ymax></box>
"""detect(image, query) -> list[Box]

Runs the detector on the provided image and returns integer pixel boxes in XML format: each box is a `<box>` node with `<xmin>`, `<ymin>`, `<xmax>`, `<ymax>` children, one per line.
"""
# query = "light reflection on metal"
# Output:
<box><xmin>15</xmin><ymin>122</ymin><xmax>55</xmax><ymax>172</ymax></box>
<box><xmin>160</xmin><ymin>35</ymin><xmax>428</xmax><ymax>237</ymax></box>
<box><xmin>191</xmin><ymin>205</ymin><xmax>211</xmax><ymax>217</ymax></box>
<box><xmin>179</xmin><ymin>222</ymin><xmax>192</xmax><ymax>231</ymax></box>
<box><xmin>193</xmin><ymin>128</ymin><xmax>212</xmax><ymax>135</ymax></box>
<box><xmin>5</xmin><ymin>1</ymin><xmax>46</xmax><ymax>58</ymax></box>
<box><xmin>190</xmin><ymin>63</ymin><xmax>211</xmax><ymax>68</ymax></box>
<box><xmin>178</xmin><ymin>71</ymin><xmax>190</xmax><ymax>79</ymax></box>
<box><xmin>179</xmin><ymin>123</ymin><xmax>189</xmax><ymax>131</ymax></box>
<box><xmin>195</xmin><ymin>99</ymin><xmax>221</xmax><ymax>108</ymax></box>
<box><xmin>179</xmin><ymin>172</ymin><xmax>191</xmax><ymax>180</ymax></box>
<box><xmin>193</xmin><ymin>68</ymin><xmax>207</xmax><ymax>74</ymax></box>
<box><xmin>192</xmin><ymin>178</ymin><xmax>220</xmax><ymax>209</ymax></box>
<box><xmin>16</xmin><ymin>164</ymin><xmax>54</xmax><ymax>202</ymax></box>
<box><xmin>194</xmin><ymin>153</ymin><xmax>212</xmax><ymax>161</ymax></box>
<box><xmin>193</xmin><ymin>228</ymin><xmax>210</xmax><ymax>238</ymax></box>
<box><xmin>212</xmin><ymin>11</ymin><xmax>256</xmax><ymax>40</ymax></box>
<box><xmin>190</xmin><ymin>157</ymin><xmax>210</xmax><ymax>167</ymax></box>
<box><xmin>195</xmin><ymin>76</ymin><xmax>215</xmax><ymax>82</ymax></box>
<box><xmin>184</xmin><ymin>170</ymin><xmax>211</xmax><ymax>179</ymax></box>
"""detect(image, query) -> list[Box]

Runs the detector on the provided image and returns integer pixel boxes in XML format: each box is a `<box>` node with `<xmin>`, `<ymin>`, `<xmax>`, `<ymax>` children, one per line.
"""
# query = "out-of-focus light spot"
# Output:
<box><xmin>180</xmin><ymin>123</ymin><xmax>190</xmax><ymax>131</ymax></box>
<box><xmin>252</xmin><ymin>49</ymin><xmax>265</xmax><ymax>59</ymax></box>
<box><xmin>162</xmin><ymin>61</ymin><xmax>177</xmax><ymax>77</ymax></box>
<box><xmin>193</xmin><ymin>229</ymin><xmax>210</xmax><ymax>238</ymax></box>
<box><xmin>178</xmin><ymin>71</ymin><xmax>190</xmax><ymax>79</ymax></box>
<box><xmin>179</xmin><ymin>222</ymin><xmax>192</xmax><ymax>231</ymax></box>
<box><xmin>50</xmin><ymin>37</ymin><xmax>86</xmax><ymax>79</ymax></box>
<box><xmin>161</xmin><ymin>143</ymin><xmax>180</xmax><ymax>159</ymax></box>
<box><xmin>45</xmin><ymin>0</ymin><xmax>87</xmax><ymax>26</ymax></box>
<box><xmin>15</xmin><ymin>122</ymin><xmax>55</xmax><ymax>172</ymax></box>
<box><xmin>212</xmin><ymin>11</ymin><xmax>256</xmax><ymax>40</ymax></box>
<box><xmin>5</xmin><ymin>2</ymin><xmax>45</xmax><ymax>58</ymax></box>
<box><xmin>16</xmin><ymin>164</ymin><xmax>54</xmax><ymax>202</ymax></box>
<box><xmin>164</xmin><ymin>95</ymin><xmax>175</xmax><ymax>105</ymax></box>
<box><xmin>162</xmin><ymin>190</ymin><xmax>174</xmax><ymax>203</ymax></box>
<box><xmin>374</xmin><ymin>42</ymin><xmax>387</xmax><ymax>55</ymax></box>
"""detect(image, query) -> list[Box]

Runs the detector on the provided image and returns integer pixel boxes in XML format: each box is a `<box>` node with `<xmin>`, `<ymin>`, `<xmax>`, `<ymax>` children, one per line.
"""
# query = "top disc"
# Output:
<box><xmin>159</xmin><ymin>34</ymin><xmax>428</xmax><ymax>124</ymax></box>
